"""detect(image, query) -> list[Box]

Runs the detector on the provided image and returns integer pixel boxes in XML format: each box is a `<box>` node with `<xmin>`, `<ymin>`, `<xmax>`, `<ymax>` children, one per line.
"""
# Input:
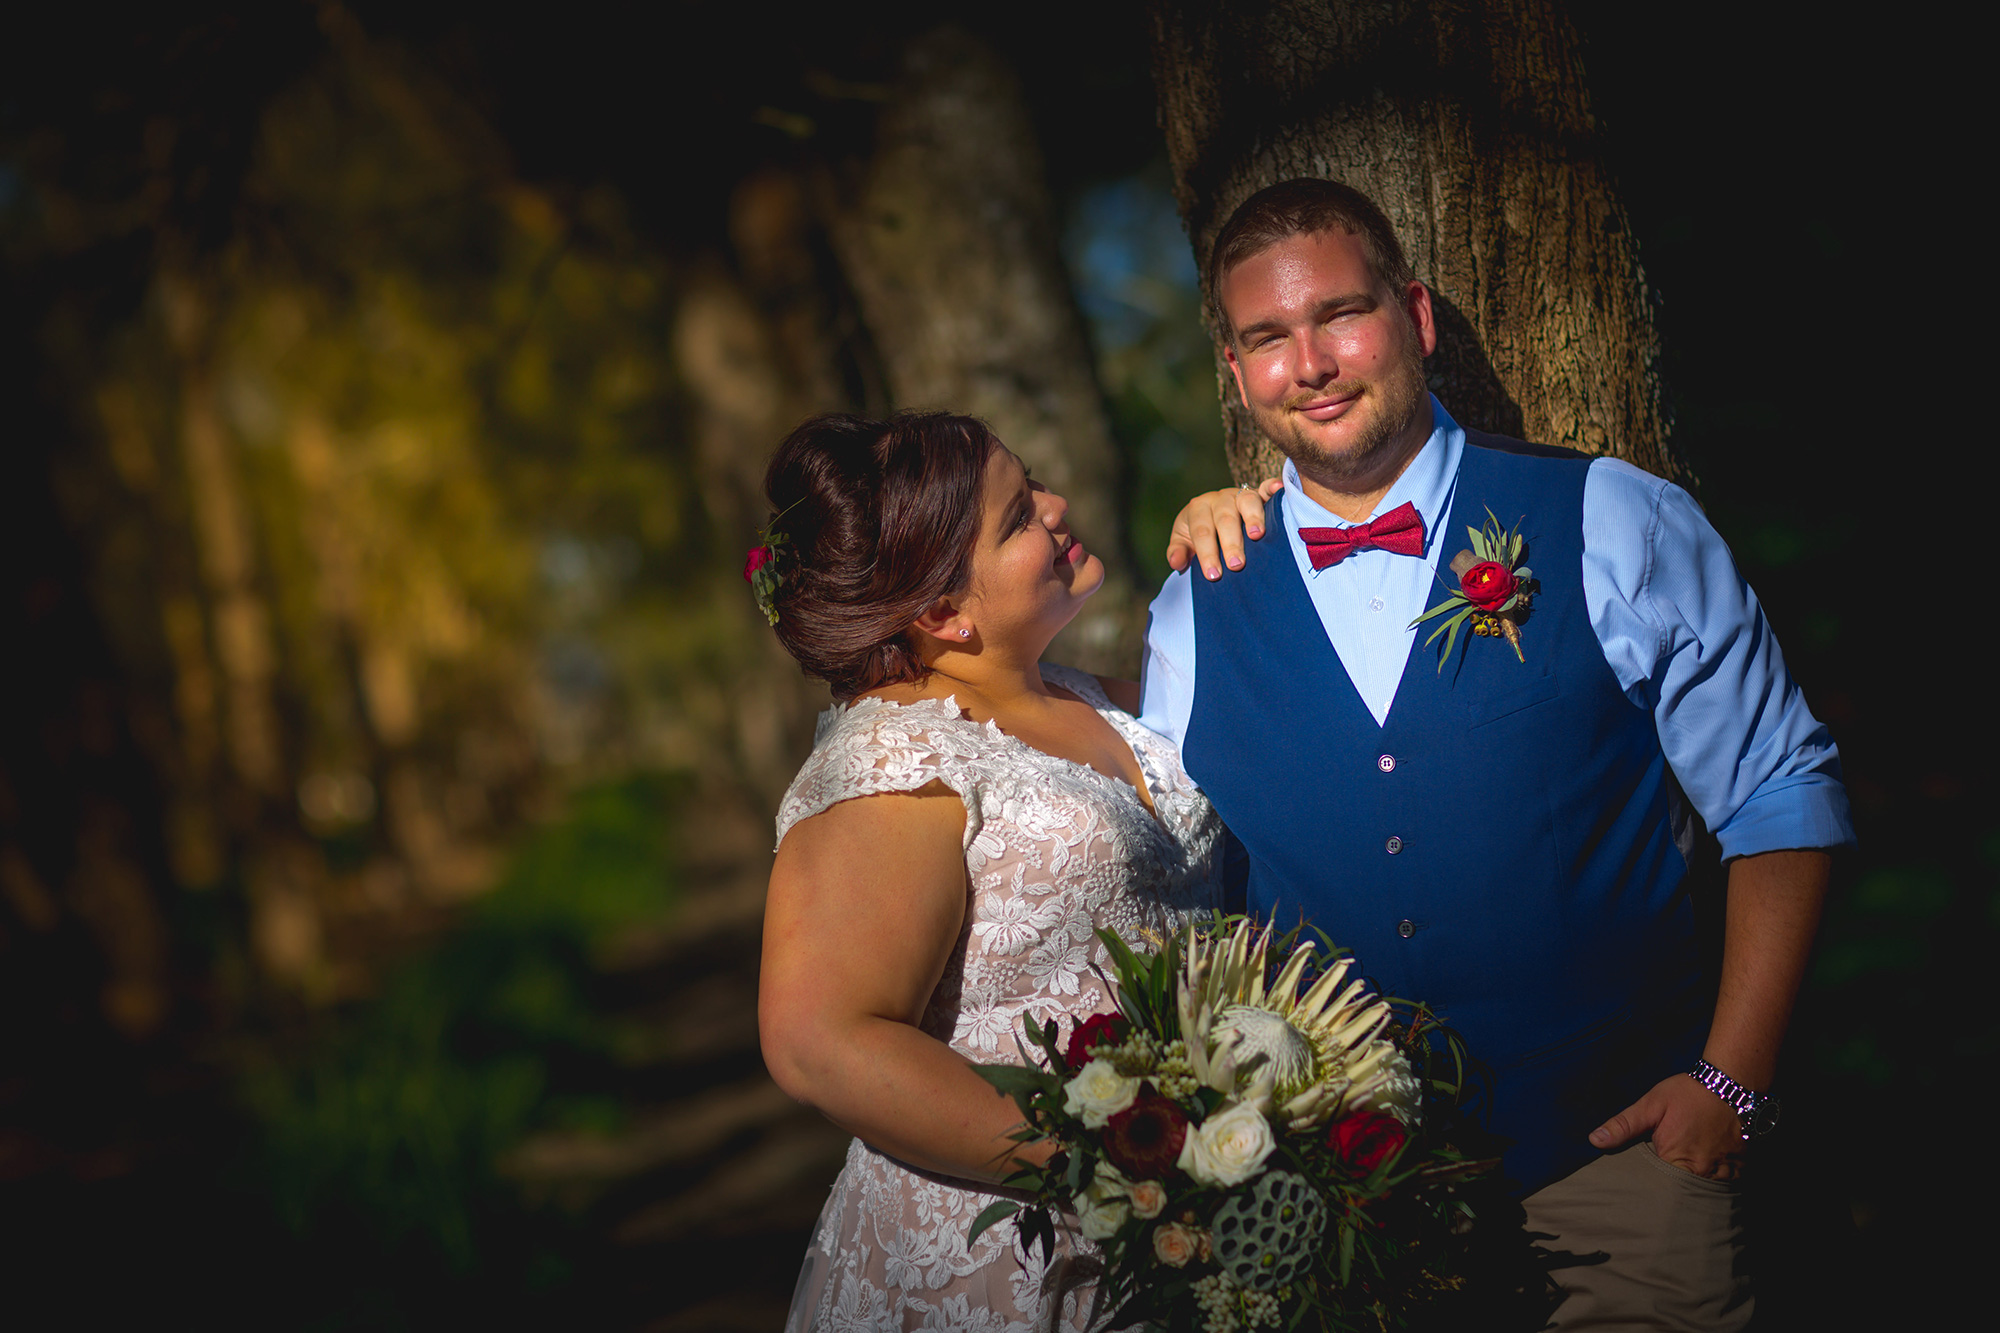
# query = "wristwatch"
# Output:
<box><xmin>1689</xmin><ymin>1058</ymin><xmax>1780</xmax><ymax>1139</ymax></box>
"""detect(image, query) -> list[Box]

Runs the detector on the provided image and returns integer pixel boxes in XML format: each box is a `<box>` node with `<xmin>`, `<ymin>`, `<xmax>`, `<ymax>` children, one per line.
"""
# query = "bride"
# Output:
<box><xmin>757</xmin><ymin>411</ymin><xmax>1223</xmax><ymax>1331</ymax></box>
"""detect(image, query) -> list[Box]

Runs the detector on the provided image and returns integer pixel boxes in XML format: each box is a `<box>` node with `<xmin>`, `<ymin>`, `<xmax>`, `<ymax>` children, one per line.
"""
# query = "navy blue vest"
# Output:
<box><xmin>1183</xmin><ymin>435</ymin><xmax>1707</xmax><ymax>1194</ymax></box>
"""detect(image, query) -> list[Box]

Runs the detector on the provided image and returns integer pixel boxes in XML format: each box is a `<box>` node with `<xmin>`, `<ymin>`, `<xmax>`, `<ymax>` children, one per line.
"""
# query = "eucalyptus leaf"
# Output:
<box><xmin>1024</xmin><ymin>1208</ymin><xmax>1057</xmax><ymax>1263</ymax></box>
<box><xmin>1410</xmin><ymin>595</ymin><xmax>1467</xmax><ymax>628</ymax></box>
<box><xmin>967</xmin><ymin>1199</ymin><xmax>1020</xmax><ymax>1245</ymax></box>
<box><xmin>1437</xmin><ymin>607</ymin><xmax>1472</xmax><ymax>670</ymax></box>
<box><xmin>1423</xmin><ymin>605</ymin><xmax>1474</xmax><ymax>650</ymax></box>
<box><xmin>974</xmin><ymin>1064</ymin><xmax>1057</xmax><ymax>1096</ymax></box>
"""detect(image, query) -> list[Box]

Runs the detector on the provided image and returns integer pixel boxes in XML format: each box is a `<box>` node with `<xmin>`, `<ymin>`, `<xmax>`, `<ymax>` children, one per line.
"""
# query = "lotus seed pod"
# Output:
<box><xmin>1209</xmin><ymin>1170</ymin><xmax>1326</xmax><ymax>1290</ymax></box>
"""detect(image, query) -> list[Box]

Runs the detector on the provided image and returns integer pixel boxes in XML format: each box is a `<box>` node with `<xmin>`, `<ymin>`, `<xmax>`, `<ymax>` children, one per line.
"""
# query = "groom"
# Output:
<box><xmin>1140</xmin><ymin>178</ymin><xmax>1852</xmax><ymax>1330</ymax></box>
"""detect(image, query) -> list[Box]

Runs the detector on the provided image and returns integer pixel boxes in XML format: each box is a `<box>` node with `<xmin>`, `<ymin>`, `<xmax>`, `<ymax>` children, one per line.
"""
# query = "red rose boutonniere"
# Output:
<box><xmin>1409</xmin><ymin>508</ymin><xmax>1538</xmax><ymax>666</ymax></box>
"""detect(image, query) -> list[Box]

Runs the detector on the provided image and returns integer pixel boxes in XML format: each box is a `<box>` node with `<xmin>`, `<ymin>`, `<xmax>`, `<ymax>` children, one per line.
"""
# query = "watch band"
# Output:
<box><xmin>1688</xmin><ymin>1058</ymin><xmax>1779</xmax><ymax>1140</ymax></box>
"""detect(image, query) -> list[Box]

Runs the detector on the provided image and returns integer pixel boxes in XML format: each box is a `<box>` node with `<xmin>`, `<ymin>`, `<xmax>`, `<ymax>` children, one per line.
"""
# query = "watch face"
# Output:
<box><xmin>1745</xmin><ymin>1097</ymin><xmax>1781</xmax><ymax>1137</ymax></box>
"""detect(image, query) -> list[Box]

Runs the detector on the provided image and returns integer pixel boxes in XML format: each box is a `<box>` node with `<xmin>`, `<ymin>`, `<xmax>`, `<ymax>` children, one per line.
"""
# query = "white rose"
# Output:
<box><xmin>1063</xmin><ymin>1057</ymin><xmax>1140</xmax><ymax>1128</ymax></box>
<box><xmin>1175</xmin><ymin>1100</ymin><xmax>1276</xmax><ymax>1187</ymax></box>
<box><xmin>1077</xmin><ymin>1195</ymin><xmax>1130</xmax><ymax>1240</ymax></box>
<box><xmin>1074</xmin><ymin>1162</ymin><xmax>1131</xmax><ymax>1241</ymax></box>
<box><xmin>1127</xmin><ymin>1179</ymin><xmax>1167</xmax><ymax>1219</ymax></box>
<box><xmin>1153</xmin><ymin>1222</ymin><xmax>1198</xmax><ymax>1267</ymax></box>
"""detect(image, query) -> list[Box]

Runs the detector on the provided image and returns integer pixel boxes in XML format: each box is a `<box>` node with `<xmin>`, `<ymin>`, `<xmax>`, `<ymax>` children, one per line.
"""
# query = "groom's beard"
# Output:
<box><xmin>1265</xmin><ymin>338</ymin><xmax>1429</xmax><ymax>484</ymax></box>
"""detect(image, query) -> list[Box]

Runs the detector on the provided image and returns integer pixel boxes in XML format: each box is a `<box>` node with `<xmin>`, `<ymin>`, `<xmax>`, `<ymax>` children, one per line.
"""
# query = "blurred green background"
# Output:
<box><xmin>0</xmin><ymin>3</ymin><xmax>1982</xmax><ymax>1328</ymax></box>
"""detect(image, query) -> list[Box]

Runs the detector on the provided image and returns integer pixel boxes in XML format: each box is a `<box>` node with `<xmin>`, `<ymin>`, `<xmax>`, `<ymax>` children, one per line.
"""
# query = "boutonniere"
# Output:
<box><xmin>1409</xmin><ymin>508</ymin><xmax>1538</xmax><ymax>668</ymax></box>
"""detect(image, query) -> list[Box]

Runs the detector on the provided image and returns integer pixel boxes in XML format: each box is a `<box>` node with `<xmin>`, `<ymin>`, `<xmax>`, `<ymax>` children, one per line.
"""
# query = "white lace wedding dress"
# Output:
<box><xmin>778</xmin><ymin>664</ymin><xmax>1223</xmax><ymax>1333</ymax></box>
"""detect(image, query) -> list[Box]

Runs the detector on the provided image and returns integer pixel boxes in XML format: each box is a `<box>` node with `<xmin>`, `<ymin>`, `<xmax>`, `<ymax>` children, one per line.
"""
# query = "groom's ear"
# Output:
<box><xmin>1405</xmin><ymin>280</ymin><xmax>1437</xmax><ymax>358</ymax></box>
<box><xmin>1223</xmin><ymin>344</ymin><xmax>1251</xmax><ymax>408</ymax></box>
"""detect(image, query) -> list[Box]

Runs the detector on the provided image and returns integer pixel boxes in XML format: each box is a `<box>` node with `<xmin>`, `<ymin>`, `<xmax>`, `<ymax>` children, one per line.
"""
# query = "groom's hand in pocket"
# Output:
<box><xmin>1167</xmin><ymin>478</ymin><xmax>1283</xmax><ymax>580</ymax></box>
<box><xmin>1589</xmin><ymin>1073</ymin><xmax>1747</xmax><ymax>1181</ymax></box>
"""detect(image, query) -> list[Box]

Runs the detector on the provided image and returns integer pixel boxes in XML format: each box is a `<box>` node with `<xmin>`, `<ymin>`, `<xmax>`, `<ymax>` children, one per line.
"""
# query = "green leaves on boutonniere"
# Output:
<box><xmin>1409</xmin><ymin>508</ymin><xmax>1539</xmax><ymax>669</ymax></box>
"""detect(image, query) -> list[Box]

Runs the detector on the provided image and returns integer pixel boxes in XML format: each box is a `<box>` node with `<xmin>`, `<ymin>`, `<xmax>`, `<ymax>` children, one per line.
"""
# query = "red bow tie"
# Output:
<box><xmin>1299</xmin><ymin>501</ymin><xmax>1426</xmax><ymax>569</ymax></box>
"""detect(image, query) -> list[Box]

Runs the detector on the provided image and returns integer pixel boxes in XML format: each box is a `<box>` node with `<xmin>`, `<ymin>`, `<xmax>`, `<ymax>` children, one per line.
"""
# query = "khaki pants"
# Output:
<box><xmin>1521</xmin><ymin>1143</ymin><xmax>1751</xmax><ymax>1332</ymax></box>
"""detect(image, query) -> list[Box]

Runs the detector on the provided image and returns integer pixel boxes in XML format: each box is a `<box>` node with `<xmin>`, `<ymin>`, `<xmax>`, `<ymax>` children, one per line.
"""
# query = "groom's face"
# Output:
<box><xmin>1219</xmin><ymin>228</ymin><xmax>1436</xmax><ymax>485</ymax></box>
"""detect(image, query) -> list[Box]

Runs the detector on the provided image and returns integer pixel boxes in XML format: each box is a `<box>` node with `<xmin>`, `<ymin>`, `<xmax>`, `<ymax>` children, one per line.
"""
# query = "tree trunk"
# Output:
<box><xmin>1148</xmin><ymin>0</ymin><xmax>1684</xmax><ymax>486</ymax></box>
<box><xmin>820</xmin><ymin>26</ymin><xmax>1141</xmax><ymax>671</ymax></box>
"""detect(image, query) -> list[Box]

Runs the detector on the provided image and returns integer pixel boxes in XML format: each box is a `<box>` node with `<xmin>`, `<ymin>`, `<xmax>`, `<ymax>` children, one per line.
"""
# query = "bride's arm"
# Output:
<box><xmin>759</xmin><ymin>784</ymin><xmax>1051</xmax><ymax>1183</ymax></box>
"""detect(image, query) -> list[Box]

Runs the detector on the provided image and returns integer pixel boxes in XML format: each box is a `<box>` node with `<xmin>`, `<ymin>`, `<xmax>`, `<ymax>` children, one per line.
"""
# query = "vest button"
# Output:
<box><xmin>1376</xmin><ymin>754</ymin><xmax>1395</xmax><ymax>773</ymax></box>
<box><xmin>1385</xmin><ymin>835</ymin><xmax>1403</xmax><ymax>854</ymax></box>
<box><xmin>1397</xmin><ymin>918</ymin><xmax>1416</xmax><ymax>938</ymax></box>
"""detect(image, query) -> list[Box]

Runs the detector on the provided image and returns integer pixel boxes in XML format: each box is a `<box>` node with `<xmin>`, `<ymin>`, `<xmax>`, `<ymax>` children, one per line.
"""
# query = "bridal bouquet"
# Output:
<box><xmin>970</xmin><ymin>919</ymin><xmax>1502</xmax><ymax>1333</ymax></box>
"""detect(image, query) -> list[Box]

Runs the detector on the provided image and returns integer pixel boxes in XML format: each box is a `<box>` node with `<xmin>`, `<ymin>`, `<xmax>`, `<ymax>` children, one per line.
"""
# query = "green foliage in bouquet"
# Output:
<box><xmin>970</xmin><ymin>918</ymin><xmax>1532</xmax><ymax>1333</ymax></box>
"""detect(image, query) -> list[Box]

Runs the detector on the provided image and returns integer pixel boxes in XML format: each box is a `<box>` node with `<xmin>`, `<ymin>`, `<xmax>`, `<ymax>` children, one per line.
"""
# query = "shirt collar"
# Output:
<box><xmin>1280</xmin><ymin>394</ymin><xmax>1463</xmax><ymax>557</ymax></box>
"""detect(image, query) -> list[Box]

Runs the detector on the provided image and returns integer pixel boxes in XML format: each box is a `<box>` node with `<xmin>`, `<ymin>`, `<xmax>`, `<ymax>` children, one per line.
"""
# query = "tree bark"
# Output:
<box><xmin>819</xmin><ymin>26</ymin><xmax>1141</xmax><ymax>670</ymax></box>
<box><xmin>1148</xmin><ymin>0</ymin><xmax>1684</xmax><ymax>486</ymax></box>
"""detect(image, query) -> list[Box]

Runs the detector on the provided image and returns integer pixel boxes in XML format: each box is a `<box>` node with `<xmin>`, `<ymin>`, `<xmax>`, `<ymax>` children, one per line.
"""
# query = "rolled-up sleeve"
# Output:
<box><xmin>1583</xmin><ymin>459</ymin><xmax>1854</xmax><ymax>859</ymax></box>
<box><xmin>1137</xmin><ymin>569</ymin><xmax>1199</xmax><ymax>761</ymax></box>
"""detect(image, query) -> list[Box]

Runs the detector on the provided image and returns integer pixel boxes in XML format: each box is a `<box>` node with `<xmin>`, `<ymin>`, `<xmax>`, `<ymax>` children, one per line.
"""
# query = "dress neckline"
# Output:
<box><xmin>844</xmin><ymin>670</ymin><xmax>1167</xmax><ymax>828</ymax></box>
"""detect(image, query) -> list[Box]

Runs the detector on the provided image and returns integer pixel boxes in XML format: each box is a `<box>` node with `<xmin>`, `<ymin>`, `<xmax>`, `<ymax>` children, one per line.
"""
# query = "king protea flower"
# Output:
<box><xmin>1178</xmin><ymin>919</ymin><xmax>1420</xmax><ymax>1130</ymax></box>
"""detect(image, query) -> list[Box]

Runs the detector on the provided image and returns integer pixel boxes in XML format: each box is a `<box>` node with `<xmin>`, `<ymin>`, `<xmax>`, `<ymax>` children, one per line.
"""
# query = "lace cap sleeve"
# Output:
<box><xmin>773</xmin><ymin>696</ymin><xmax>994</xmax><ymax>850</ymax></box>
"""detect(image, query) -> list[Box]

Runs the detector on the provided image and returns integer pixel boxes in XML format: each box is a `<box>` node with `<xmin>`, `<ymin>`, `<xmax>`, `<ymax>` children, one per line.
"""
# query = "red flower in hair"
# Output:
<box><xmin>743</xmin><ymin>546</ymin><xmax>772</xmax><ymax>580</ymax></box>
<box><xmin>1066</xmin><ymin>1012</ymin><xmax>1129</xmax><ymax>1068</ymax></box>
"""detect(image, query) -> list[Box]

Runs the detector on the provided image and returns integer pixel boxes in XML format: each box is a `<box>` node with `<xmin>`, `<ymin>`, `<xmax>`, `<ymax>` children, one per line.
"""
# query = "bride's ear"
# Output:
<box><xmin>910</xmin><ymin>596</ymin><xmax>972</xmax><ymax>646</ymax></box>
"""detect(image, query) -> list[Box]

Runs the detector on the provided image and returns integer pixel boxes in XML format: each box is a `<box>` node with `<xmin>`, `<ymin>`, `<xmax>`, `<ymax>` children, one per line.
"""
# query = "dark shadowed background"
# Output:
<box><xmin>0</xmin><ymin>3</ymin><xmax>1982</xmax><ymax>1328</ymax></box>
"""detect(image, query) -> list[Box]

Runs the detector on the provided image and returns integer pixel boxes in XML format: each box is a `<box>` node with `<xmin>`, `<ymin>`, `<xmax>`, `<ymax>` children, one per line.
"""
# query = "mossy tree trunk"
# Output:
<box><xmin>817</xmin><ymin>26</ymin><xmax>1141</xmax><ymax>671</ymax></box>
<box><xmin>1148</xmin><ymin>0</ymin><xmax>1685</xmax><ymax>486</ymax></box>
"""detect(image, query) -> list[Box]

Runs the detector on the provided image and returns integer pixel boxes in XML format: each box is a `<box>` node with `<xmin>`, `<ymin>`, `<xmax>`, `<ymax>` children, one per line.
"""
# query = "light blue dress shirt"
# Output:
<box><xmin>1137</xmin><ymin>398</ymin><xmax>1854</xmax><ymax>861</ymax></box>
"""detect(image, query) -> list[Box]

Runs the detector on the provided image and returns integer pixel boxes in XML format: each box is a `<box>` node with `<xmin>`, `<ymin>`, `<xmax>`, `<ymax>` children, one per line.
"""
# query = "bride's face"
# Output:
<box><xmin>955</xmin><ymin>446</ymin><xmax>1105</xmax><ymax>646</ymax></box>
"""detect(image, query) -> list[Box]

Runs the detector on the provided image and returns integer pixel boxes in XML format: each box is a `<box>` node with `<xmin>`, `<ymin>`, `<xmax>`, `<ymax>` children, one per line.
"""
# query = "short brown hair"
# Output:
<box><xmin>1207</xmin><ymin>179</ymin><xmax>1414</xmax><ymax>339</ymax></box>
<box><xmin>761</xmin><ymin>411</ymin><xmax>997</xmax><ymax>700</ymax></box>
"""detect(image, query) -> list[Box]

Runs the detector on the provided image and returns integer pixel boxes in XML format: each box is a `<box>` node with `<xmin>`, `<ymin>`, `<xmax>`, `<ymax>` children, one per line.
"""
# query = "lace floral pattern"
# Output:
<box><xmin>780</xmin><ymin>665</ymin><xmax>1222</xmax><ymax>1331</ymax></box>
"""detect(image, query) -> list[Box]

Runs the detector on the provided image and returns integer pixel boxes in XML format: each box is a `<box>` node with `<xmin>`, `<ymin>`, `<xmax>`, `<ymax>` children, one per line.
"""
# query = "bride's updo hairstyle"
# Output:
<box><xmin>762</xmin><ymin>411</ymin><xmax>997</xmax><ymax>700</ymax></box>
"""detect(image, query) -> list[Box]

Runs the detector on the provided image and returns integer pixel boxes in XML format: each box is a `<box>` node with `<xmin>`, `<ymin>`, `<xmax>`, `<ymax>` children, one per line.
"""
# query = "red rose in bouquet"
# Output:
<box><xmin>1328</xmin><ymin>1109</ymin><xmax>1408</xmax><ymax>1175</ymax></box>
<box><xmin>1065</xmin><ymin>1012</ymin><xmax>1129</xmax><ymax>1068</ymax></box>
<box><xmin>1458</xmin><ymin>560</ymin><xmax>1517</xmax><ymax>610</ymax></box>
<box><xmin>1103</xmin><ymin>1092</ymin><xmax>1189</xmax><ymax>1179</ymax></box>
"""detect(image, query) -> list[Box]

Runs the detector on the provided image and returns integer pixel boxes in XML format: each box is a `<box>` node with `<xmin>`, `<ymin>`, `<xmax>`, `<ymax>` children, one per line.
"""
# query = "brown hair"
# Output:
<box><xmin>1206</xmin><ymin>178</ymin><xmax>1415</xmax><ymax>339</ymax></box>
<box><xmin>761</xmin><ymin>411</ymin><xmax>997</xmax><ymax>700</ymax></box>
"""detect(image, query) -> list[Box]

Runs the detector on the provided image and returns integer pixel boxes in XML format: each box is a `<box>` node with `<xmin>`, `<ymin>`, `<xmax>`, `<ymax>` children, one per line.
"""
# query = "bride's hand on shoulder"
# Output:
<box><xmin>1166</xmin><ymin>477</ymin><xmax>1284</xmax><ymax>581</ymax></box>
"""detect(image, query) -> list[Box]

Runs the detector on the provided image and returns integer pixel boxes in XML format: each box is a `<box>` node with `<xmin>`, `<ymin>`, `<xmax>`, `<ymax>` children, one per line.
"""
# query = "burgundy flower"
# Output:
<box><xmin>1458</xmin><ymin>560</ymin><xmax>1517</xmax><ymax>611</ymax></box>
<box><xmin>1065</xmin><ymin>1012</ymin><xmax>1129</xmax><ymax>1069</ymax></box>
<box><xmin>1327</xmin><ymin>1110</ymin><xmax>1408</xmax><ymax>1175</ymax></box>
<box><xmin>743</xmin><ymin>546</ymin><xmax>772</xmax><ymax>581</ymax></box>
<box><xmin>1103</xmin><ymin>1093</ymin><xmax>1189</xmax><ymax>1179</ymax></box>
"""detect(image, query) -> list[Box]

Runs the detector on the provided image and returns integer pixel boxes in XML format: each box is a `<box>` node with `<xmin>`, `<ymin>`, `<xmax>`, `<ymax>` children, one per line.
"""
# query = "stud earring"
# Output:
<box><xmin>958</xmin><ymin>628</ymin><xmax>970</xmax><ymax>639</ymax></box>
